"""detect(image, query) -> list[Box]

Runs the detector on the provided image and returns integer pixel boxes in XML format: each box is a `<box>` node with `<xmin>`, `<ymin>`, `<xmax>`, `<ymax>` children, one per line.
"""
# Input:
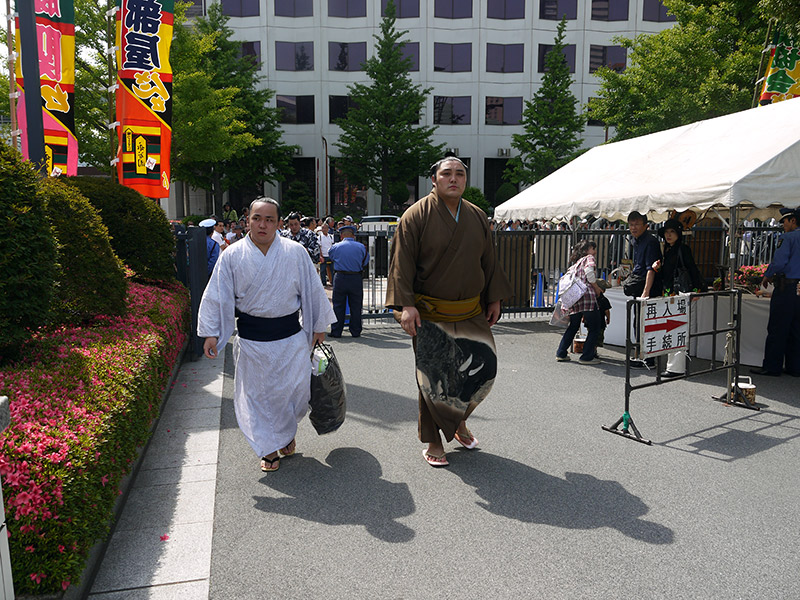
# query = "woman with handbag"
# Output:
<box><xmin>555</xmin><ymin>240</ymin><xmax>605</xmax><ymax>364</ymax></box>
<box><xmin>653</xmin><ymin>218</ymin><xmax>706</xmax><ymax>377</ymax></box>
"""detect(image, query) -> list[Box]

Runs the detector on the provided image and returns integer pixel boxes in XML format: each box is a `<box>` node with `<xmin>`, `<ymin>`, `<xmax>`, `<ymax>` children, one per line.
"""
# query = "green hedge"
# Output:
<box><xmin>0</xmin><ymin>279</ymin><xmax>189</xmax><ymax>595</ymax></box>
<box><xmin>0</xmin><ymin>143</ymin><xmax>58</xmax><ymax>361</ymax></box>
<box><xmin>65</xmin><ymin>177</ymin><xmax>176</xmax><ymax>281</ymax></box>
<box><xmin>41</xmin><ymin>177</ymin><xmax>128</xmax><ymax>322</ymax></box>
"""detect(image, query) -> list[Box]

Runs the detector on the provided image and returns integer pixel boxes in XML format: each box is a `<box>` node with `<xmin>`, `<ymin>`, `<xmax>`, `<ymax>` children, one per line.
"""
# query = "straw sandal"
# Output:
<box><xmin>454</xmin><ymin>428</ymin><xmax>478</xmax><ymax>450</ymax></box>
<box><xmin>260</xmin><ymin>455</ymin><xmax>280</xmax><ymax>472</ymax></box>
<box><xmin>422</xmin><ymin>449</ymin><xmax>449</xmax><ymax>467</ymax></box>
<box><xmin>280</xmin><ymin>439</ymin><xmax>296</xmax><ymax>457</ymax></box>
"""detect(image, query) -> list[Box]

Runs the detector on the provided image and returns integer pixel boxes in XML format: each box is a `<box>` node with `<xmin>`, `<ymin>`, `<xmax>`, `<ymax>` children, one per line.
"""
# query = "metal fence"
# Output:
<box><xmin>174</xmin><ymin>223</ymin><xmax>783</xmax><ymax>327</ymax></box>
<box><xmin>356</xmin><ymin>224</ymin><xmax>783</xmax><ymax>323</ymax></box>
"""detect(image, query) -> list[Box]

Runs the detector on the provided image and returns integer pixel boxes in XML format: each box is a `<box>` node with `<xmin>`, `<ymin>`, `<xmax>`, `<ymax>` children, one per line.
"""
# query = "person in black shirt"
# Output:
<box><xmin>625</xmin><ymin>211</ymin><xmax>662</xmax><ymax>368</ymax></box>
<box><xmin>653</xmin><ymin>218</ymin><xmax>705</xmax><ymax>377</ymax></box>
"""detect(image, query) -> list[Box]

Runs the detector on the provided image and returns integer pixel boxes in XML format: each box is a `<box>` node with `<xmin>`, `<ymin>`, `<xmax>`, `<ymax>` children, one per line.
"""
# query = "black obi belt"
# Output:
<box><xmin>235</xmin><ymin>309</ymin><xmax>301</xmax><ymax>342</ymax></box>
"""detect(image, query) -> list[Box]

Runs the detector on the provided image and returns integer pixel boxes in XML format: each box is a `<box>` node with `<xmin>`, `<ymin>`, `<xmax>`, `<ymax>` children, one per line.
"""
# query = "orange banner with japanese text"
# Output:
<box><xmin>115</xmin><ymin>0</ymin><xmax>173</xmax><ymax>197</ymax></box>
<box><xmin>14</xmin><ymin>0</ymin><xmax>78</xmax><ymax>176</ymax></box>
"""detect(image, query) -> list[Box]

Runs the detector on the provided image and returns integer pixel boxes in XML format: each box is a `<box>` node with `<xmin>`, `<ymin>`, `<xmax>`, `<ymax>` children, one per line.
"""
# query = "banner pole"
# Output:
<box><xmin>17</xmin><ymin>0</ymin><xmax>46</xmax><ymax>172</ymax></box>
<box><xmin>107</xmin><ymin>0</ymin><xmax>117</xmax><ymax>181</ymax></box>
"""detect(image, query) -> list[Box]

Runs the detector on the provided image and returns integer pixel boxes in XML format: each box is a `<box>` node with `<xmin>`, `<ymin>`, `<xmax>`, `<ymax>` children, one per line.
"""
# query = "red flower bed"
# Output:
<box><xmin>0</xmin><ymin>280</ymin><xmax>189</xmax><ymax>595</ymax></box>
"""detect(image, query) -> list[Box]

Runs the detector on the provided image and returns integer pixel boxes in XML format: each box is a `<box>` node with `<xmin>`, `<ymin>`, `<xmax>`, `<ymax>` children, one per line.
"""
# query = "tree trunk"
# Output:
<box><xmin>380</xmin><ymin>162</ymin><xmax>389</xmax><ymax>214</ymax></box>
<box><xmin>213</xmin><ymin>169</ymin><xmax>224</xmax><ymax>217</ymax></box>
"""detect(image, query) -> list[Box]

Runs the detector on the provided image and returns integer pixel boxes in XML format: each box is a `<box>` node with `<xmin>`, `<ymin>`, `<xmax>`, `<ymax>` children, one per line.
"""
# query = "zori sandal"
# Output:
<box><xmin>260</xmin><ymin>455</ymin><xmax>280</xmax><ymax>472</ymax></box>
<box><xmin>454</xmin><ymin>429</ymin><xmax>478</xmax><ymax>450</ymax></box>
<box><xmin>280</xmin><ymin>439</ymin><xmax>296</xmax><ymax>457</ymax></box>
<box><xmin>423</xmin><ymin>449</ymin><xmax>449</xmax><ymax>467</ymax></box>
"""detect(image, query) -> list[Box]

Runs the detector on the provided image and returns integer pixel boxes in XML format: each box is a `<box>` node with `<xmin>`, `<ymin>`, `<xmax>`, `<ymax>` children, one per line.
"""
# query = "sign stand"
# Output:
<box><xmin>602</xmin><ymin>291</ymin><xmax>752</xmax><ymax>445</ymax></box>
<box><xmin>602</xmin><ymin>298</ymin><xmax>654</xmax><ymax>445</ymax></box>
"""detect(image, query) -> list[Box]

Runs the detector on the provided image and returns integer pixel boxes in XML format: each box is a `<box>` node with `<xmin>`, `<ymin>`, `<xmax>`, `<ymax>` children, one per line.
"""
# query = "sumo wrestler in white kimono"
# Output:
<box><xmin>198</xmin><ymin>199</ymin><xmax>336</xmax><ymax>470</ymax></box>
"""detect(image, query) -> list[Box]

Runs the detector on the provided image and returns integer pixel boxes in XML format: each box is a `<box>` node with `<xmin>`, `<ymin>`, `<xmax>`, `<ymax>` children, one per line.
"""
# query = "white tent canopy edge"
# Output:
<box><xmin>494</xmin><ymin>100</ymin><xmax>800</xmax><ymax>224</ymax></box>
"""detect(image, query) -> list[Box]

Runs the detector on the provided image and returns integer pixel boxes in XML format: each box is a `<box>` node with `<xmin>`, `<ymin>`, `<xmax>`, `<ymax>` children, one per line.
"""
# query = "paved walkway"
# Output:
<box><xmin>88</xmin><ymin>322</ymin><xmax>800</xmax><ymax>599</ymax></box>
<box><xmin>88</xmin><ymin>351</ymin><xmax>225</xmax><ymax>599</ymax></box>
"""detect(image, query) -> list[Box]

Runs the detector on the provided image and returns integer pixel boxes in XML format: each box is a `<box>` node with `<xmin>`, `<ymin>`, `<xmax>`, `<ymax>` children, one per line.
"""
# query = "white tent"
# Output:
<box><xmin>494</xmin><ymin>99</ymin><xmax>800</xmax><ymax>223</ymax></box>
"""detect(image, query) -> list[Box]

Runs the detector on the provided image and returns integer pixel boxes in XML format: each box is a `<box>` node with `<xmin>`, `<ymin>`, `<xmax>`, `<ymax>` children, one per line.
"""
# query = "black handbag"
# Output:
<box><xmin>622</xmin><ymin>271</ymin><xmax>646</xmax><ymax>297</ymax></box>
<box><xmin>673</xmin><ymin>248</ymin><xmax>693</xmax><ymax>293</ymax></box>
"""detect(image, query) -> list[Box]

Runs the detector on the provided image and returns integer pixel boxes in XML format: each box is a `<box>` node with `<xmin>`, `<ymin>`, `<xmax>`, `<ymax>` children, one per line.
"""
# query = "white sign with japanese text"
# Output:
<box><xmin>638</xmin><ymin>295</ymin><xmax>690</xmax><ymax>359</ymax></box>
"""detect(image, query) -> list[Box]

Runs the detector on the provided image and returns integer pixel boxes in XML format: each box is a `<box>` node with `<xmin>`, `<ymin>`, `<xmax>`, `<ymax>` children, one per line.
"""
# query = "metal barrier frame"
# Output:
<box><xmin>602</xmin><ymin>290</ymin><xmax>757</xmax><ymax>445</ymax></box>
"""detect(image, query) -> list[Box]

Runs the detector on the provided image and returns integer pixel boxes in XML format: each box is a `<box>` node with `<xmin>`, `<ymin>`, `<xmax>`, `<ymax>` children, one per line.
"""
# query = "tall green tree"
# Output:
<box><xmin>335</xmin><ymin>0</ymin><xmax>443</xmax><ymax>212</ymax></box>
<box><xmin>505</xmin><ymin>17</ymin><xmax>584</xmax><ymax>186</ymax></box>
<box><xmin>760</xmin><ymin>0</ymin><xmax>800</xmax><ymax>38</ymax></box>
<box><xmin>172</xmin><ymin>3</ymin><xmax>293</xmax><ymax>215</ymax></box>
<box><xmin>590</xmin><ymin>0</ymin><xmax>766</xmax><ymax>141</ymax></box>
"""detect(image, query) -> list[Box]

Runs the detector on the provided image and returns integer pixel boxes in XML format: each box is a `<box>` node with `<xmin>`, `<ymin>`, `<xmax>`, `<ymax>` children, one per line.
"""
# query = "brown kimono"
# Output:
<box><xmin>385</xmin><ymin>188</ymin><xmax>513</xmax><ymax>443</ymax></box>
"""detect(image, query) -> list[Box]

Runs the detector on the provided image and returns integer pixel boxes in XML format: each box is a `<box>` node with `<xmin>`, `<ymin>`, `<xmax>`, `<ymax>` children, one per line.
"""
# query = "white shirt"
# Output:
<box><xmin>318</xmin><ymin>232</ymin><xmax>334</xmax><ymax>257</ymax></box>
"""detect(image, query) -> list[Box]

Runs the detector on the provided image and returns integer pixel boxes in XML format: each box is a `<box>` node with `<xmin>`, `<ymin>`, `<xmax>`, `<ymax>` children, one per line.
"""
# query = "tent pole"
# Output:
<box><xmin>726</xmin><ymin>205</ymin><xmax>738</xmax><ymax>400</ymax></box>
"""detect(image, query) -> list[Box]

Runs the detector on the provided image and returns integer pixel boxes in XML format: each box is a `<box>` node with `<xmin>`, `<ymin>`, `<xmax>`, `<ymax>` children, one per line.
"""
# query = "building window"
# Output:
<box><xmin>381</xmin><ymin>0</ymin><xmax>419</xmax><ymax>18</ymax></box>
<box><xmin>537</xmin><ymin>44</ymin><xmax>576</xmax><ymax>73</ymax></box>
<box><xmin>435</xmin><ymin>0</ymin><xmax>472</xmax><ymax>18</ymax></box>
<box><xmin>643</xmin><ymin>0</ymin><xmax>676</xmax><ymax>22</ymax></box>
<box><xmin>329</xmin><ymin>0</ymin><xmax>366</xmax><ymax>17</ymax></box>
<box><xmin>275</xmin><ymin>41</ymin><xmax>314</xmax><ymax>71</ymax></box>
<box><xmin>433</xmin><ymin>96</ymin><xmax>471</xmax><ymax>125</ymax></box>
<box><xmin>275</xmin><ymin>0</ymin><xmax>312</xmax><ymax>17</ymax></box>
<box><xmin>329</xmin><ymin>42</ymin><xmax>367</xmax><ymax>71</ymax></box>
<box><xmin>434</xmin><ymin>42</ymin><xmax>472</xmax><ymax>72</ymax></box>
<box><xmin>220</xmin><ymin>0</ymin><xmax>259</xmax><ymax>17</ymax></box>
<box><xmin>591</xmin><ymin>0</ymin><xmax>628</xmax><ymax>21</ymax></box>
<box><xmin>397</xmin><ymin>42</ymin><xmax>420</xmax><ymax>71</ymax></box>
<box><xmin>239</xmin><ymin>41</ymin><xmax>262</xmax><ymax>67</ymax></box>
<box><xmin>487</xmin><ymin>0</ymin><xmax>524</xmax><ymax>20</ymax></box>
<box><xmin>277</xmin><ymin>95</ymin><xmax>315</xmax><ymax>124</ymax></box>
<box><xmin>586</xmin><ymin>97</ymin><xmax>605</xmax><ymax>127</ymax></box>
<box><xmin>486</xmin><ymin>43</ymin><xmax>523</xmax><ymax>73</ymax></box>
<box><xmin>485</xmin><ymin>96</ymin><xmax>522</xmax><ymax>125</ymax></box>
<box><xmin>589</xmin><ymin>44</ymin><xmax>626</xmax><ymax>73</ymax></box>
<box><xmin>329</xmin><ymin>95</ymin><xmax>359</xmax><ymax>122</ymax></box>
<box><xmin>539</xmin><ymin>0</ymin><xmax>577</xmax><ymax>20</ymax></box>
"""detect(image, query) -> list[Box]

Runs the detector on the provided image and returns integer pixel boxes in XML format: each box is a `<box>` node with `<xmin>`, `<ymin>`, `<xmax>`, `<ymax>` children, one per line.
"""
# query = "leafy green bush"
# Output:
<box><xmin>41</xmin><ymin>177</ymin><xmax>128</xmax><ymax>322</ymax></box>
<box><xmin>65</xmin><ymin>177</ymin><xmax>176</xmax><ymax>280</ymax></box>
<box><xmin>494</xmin><ymin>181</ymin><xmax>518</xmax><ymax>206</ymax></box>
<box><xmin>0</xmin><ymin>280</ymin><xmax>189</xmax><ymax>595</ymax></box>
<box><xmin>463</xmin><ymin>186</ymin><xmax>492</xmax><ymax>216</ymax></box>
<box><xmin>0</xmin><ymin>142</ymin><xmax>58</xmax><ymax>361</ymax></box>
<box><xmin>282</xmin><ymin>180</ymin><xmax>316</xmax><ymax>217</ymax></box>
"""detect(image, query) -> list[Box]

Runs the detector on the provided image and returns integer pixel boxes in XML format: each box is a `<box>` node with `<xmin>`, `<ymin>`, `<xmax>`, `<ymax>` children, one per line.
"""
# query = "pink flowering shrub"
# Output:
<box><xmin>0</xmin><ymin>279</ymin><xmax>189</xmax><ymax>595</ymax></box>
<box><xmin>734</xmin><ymin>264</ymin><xmax>768</xmax><ymax>293</ymax></box>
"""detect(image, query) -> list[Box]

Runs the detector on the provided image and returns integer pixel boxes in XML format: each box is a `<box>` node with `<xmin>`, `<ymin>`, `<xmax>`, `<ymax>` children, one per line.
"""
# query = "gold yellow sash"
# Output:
<box><xmin>414</xmin><ymin>294</ymin><xmax>482</xmax><ymax>322</ymax></box>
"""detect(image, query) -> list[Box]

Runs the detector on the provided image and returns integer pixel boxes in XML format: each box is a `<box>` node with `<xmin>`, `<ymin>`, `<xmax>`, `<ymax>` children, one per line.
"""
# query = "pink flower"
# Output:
<box><xmin>160</xmin><ymin>534</ymin><xmax>169</xmax><ymax>541</ymax></box>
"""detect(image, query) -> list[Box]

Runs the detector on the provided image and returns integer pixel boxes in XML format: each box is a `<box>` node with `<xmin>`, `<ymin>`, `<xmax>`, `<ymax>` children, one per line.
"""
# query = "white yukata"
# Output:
<box><xmin>198</xmin><ymin>234</ymin><xmax>336</xmax><ymax>458</ymax></box>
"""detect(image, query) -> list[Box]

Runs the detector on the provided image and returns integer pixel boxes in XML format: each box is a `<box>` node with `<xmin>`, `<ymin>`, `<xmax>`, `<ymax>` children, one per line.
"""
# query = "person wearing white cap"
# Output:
<box><xmin>199</xmin><ymin>218</ymin><xmax>220</xmax><ymax>276</ymax></box>
<box><xmin>197</xmin><ymin>198</ymin><xmax>337</xmax><ymax>473</ymax></box>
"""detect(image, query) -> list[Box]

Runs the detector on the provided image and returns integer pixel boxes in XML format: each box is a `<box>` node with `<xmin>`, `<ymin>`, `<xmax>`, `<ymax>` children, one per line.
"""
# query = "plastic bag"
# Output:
<box><xmin>549</xmin><ymin>300</ymin><xmax>570</xmax><ymax>327</ymax></box>
<box><xmin>309</xmin><ymin>342</ymin><xmax>346</xmax><ymax>434</ymax></box>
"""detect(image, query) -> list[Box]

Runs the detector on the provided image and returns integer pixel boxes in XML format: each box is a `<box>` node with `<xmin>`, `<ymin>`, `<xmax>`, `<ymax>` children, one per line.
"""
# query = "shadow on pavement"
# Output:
<box><xmin>252</xmin><ymin>447</ymin><xmax>416</xmax><ymax>543</ymax></box>
<box><xmin>658</xmin><ymin>409</ymin><xmax>800</xmax><ymax>461</ymax></box>
<box><xmin>448</xmin><ymin>451</ymin><xmax>674</xmax><ymax>545</ymax></box>
<box><xmin>346</xmin><ymin>383</ymin><xmax>418</xmax><ymax>428</ymax></box>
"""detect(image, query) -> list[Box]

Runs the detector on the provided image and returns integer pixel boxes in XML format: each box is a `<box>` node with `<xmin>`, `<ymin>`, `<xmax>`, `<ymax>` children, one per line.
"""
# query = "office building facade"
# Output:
<box><xmin>170</xmin><ymin>0</ymin><xmax>676</xmax><ymax>218</ymax></box>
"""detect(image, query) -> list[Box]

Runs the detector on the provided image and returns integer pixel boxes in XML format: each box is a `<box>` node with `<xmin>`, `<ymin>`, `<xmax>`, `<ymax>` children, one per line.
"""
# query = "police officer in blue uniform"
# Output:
<box><xmin>751</xmin><ymin>207</ymin><xmax>800</xmax><ymax>377</ymax></box>
<box><xmin>328</xmin><ymin>225</ymin><xmax>369</xmax><ymax>338</ymax></box>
